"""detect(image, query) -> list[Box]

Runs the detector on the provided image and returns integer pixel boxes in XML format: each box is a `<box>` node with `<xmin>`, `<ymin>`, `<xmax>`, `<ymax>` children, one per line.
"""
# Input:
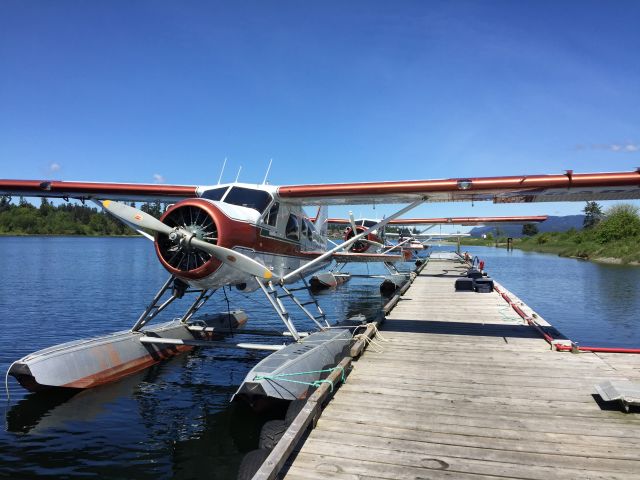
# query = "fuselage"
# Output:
<box><xmin>155</xmin><ymin>183</ymin><xmax>329</xmax><ymax>291</ymax></box>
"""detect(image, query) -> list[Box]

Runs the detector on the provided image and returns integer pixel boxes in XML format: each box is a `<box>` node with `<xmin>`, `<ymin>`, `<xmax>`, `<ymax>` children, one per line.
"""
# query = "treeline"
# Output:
<box><xmin>517</xmin><ymin>203</ymin><xmax>640</xmax><ymax>263</ymax></box>
<box><xmin>0</xmin><ymin>197</ymin><xmax>163</xmax><ymax>236</ymax></box>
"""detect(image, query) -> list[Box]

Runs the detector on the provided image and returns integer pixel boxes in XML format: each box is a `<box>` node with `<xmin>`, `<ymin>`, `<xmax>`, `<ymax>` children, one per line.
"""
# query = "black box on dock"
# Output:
<box><xmin>455</xmin><ymin>278</ymin><xmax>475</xmax><ymax>291</ymax></box>
<box><xmin>474</xmin><ymin>277</ymin><xmax>494</xmax><ymax>293</ymax></box>
<box><xmin>466</xmin><ymin>269</ymin><xmax>483</xmax><ymax>279</ymax></box>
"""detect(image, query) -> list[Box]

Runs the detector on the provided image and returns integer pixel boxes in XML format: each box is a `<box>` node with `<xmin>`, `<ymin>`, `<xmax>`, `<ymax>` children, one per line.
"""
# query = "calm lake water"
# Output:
<box><xmin>0</xmin><ymin>237</ymin><xmax>639</xmax><ymax>479</ymax></box>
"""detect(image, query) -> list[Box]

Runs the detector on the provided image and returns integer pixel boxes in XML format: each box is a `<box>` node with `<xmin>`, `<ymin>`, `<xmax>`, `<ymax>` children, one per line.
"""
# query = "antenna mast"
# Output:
<box><xmin>262</xmin><ymin>158</ymin><xmax>273</xmax><ymax>185</ymax></box>
<box><xmin>235</xmin><ymin>166</ymin><xmax>242</xmax><ymax>183</ymax></box>
<box><xmin>217</xmin><ymin>158</ymin><xmax>227</xmax><ymax>184</ymax></box>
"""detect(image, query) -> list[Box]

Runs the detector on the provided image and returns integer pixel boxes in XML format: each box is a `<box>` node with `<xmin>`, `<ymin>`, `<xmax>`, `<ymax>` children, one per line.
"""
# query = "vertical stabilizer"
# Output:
<box><xmin>312</xmin><ymin>205</ymin><xmax>329</xmax><ymax>242</ymax></box>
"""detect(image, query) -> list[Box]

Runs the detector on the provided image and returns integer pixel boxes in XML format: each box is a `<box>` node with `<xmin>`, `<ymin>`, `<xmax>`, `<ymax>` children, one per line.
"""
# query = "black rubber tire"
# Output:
<box><xmin>380</xmin><ymin>279</ymin><xmax>398</xmax><ymax>297</ymax></box>
<box><xmin>285</xmin><ymin>399</ymin><xmax>307</xmax><ymax>425</ymax></box>
<box><xmin>237</xmin><ymin>449</ymin><xmax>270</xmax><ymax>480</ymax></box>
<box><xmin>258</xmin><ymin>419</ymin><xmax>288</xmax><ymax>450</ymax></box>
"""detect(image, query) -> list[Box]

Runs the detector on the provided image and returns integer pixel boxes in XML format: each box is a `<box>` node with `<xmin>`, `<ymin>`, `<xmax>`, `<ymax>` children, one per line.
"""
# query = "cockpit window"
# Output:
<box><xmin>201</xmin><ymin>187</ymin><xmax>228</xmax><ymax>201</ymax></box>
<box><xmin>265</xmin><ymin>202</ymin><xmax>279</xmax><ymax>227</ymax></box>
<box><xmin>223</xmin><ymin>187</ymin><xmax>272</xmax><ymax>213</ymax></box>
<box><xmin>363</xmin><ymin>220</ymin><xmax>376</xmax><ymax>228</ymax></box>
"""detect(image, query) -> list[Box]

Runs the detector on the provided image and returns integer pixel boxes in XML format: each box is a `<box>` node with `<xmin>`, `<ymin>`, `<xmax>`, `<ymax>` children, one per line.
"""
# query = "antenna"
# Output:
<box><xmin>217</xmin><ymin>158</ymin><xmax>227</xmax><ymax>184</ymax></box>
<box><xmin>262</xmin><ymin>158</ymin><xmax>273</xmax><ymax>185</ymax></box>
<box><xmin>235</xmin><ymin>166</ymin><xmax>242</xmax><ymax>183</ymax></box>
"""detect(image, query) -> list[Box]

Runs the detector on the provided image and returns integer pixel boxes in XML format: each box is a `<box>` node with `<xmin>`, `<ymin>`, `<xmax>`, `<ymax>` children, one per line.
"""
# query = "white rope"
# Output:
<box><xmin>5</xmin><ymin>361</ymin><xmax>18</xmax><ymax>403</ymax></box>
<box><xmin>369</xmin><ymin>323</ymin><xmax>388</xmax><ymax>342</ymax></box>
<box><xmin>353</xmin><ymin>333</ymin><xmax>385</xmax><ymax>353</ymax></box>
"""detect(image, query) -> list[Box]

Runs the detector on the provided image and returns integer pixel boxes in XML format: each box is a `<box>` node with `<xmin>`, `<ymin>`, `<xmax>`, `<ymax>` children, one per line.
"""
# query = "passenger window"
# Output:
<box><xmin>286</xmin><ymin>215</ymin><xmax>299</xmax><ymax>241</ymax></box>
<box><xmin>265</xmin><ymin>202</ymin><xmax>279</xmax><ymax>227</ymax></box>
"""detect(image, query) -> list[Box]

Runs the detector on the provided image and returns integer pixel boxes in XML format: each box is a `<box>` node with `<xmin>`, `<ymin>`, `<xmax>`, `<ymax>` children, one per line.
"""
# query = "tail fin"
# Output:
<box><xmin>312</xmin><ymin>205</ymin><xmax>329</xmax><ymax>240</ymax></box>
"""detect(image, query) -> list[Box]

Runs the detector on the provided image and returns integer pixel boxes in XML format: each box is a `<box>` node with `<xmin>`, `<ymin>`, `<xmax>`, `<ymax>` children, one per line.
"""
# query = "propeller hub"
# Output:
<box><xmin>155</xmin><ymin>199</ymin><xmax>222</xmax><ymax>280</ymax></box>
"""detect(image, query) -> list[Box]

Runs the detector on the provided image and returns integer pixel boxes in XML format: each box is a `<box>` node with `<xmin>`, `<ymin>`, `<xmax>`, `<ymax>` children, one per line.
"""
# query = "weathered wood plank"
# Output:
<box><xmin>292</xmin><ymin>440</ymin><xmax>639</xmax><ymax>480</ymax></box>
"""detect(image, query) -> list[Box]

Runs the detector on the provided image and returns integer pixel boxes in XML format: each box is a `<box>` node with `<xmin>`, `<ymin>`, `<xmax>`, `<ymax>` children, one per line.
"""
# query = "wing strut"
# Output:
<box><xmin>281</xmin><ymin>197</ymin><xmax>427</xmax><ymax>283</ymax></box>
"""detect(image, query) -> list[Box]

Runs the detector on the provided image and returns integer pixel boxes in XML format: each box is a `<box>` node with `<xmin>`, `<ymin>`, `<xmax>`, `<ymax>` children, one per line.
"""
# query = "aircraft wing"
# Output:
<box><xmin>0</xmin><ymin>179</ymin><xmax>199</xmax><ymax>202</ymax></box>
<box><xmin>331</xmin><ymin>252</ymin><xmax>405</xmax><ymax>263</ymax></box>
<box><xmin>277</xmin><ymin>170</ymin><xmax>640</xmax><ymax>205</ymax></box>
<box><xmin>386</xmin><ymin>232</ymin><xmax>471</xmax><ymax>238</ymax></box>
<box><xmin>329</xmin><ymin>215</ymin><xmax>548</xmax><ymax>226</ymax></box>
<box><xmin>302</xmin><ymin>251</ymin><xmax>405</xmax><ymax>263</ymax></box>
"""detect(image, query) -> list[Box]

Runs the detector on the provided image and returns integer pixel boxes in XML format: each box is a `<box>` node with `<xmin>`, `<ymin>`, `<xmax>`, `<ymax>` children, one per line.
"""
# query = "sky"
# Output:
<box><xmin>1</xmin><ymin>0</ymin><xmax>639</xmax><ymax>228</ymax></box>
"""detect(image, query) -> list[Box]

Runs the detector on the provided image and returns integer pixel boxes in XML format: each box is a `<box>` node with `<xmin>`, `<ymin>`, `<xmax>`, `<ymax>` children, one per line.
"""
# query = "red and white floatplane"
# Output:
<box><xmin>1</xmin><ymin>169</ymin><xmax>639</xmax><ymax>406</ymax></box>
<box><xmin>323</xmin><ymin>215</ymin><xmax>549</xmax><ymax>292</ymax></box>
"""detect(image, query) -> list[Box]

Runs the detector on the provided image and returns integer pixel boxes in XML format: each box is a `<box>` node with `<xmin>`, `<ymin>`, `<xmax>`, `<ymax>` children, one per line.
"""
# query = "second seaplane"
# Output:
<box><xmin>1</xmin><ymin>168</ymin><xmax>639</xmax><ymax>406</ymax></box>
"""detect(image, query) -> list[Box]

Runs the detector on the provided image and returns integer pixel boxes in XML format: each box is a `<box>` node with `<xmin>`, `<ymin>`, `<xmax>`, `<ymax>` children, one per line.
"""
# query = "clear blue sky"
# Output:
<box><xmin>1</xmin><ymin>0</ymin><xmax>639</xmax><ymax>225</ymax></box>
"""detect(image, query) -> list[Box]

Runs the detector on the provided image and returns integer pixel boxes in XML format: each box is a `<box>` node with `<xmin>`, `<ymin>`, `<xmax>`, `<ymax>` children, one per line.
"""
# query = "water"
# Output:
<box><xmin>454</xmin><ymin>245</ymin><xmax>640</xmax><ymax>348</ymax></box>
<box><xmin>0</xmin><ymin>238</ymin><xmax>639</xmax><ymax>479</ymax></box>
<box><xmin>0</xmin><ymin>237</ymin><xmax>386</xmax><ymax>479</ymax></box>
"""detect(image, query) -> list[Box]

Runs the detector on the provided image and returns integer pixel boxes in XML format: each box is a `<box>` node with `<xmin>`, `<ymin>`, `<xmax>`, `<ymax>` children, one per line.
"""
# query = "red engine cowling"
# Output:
<box><xmin>343</xmin><ymin>226</ymin><xmax>380</xmax><ymax>253</ymax></box>
<box><xmin>154</xmin><ymin>199</ymin><xmax>256</xmax><ymax>280</ymax></box>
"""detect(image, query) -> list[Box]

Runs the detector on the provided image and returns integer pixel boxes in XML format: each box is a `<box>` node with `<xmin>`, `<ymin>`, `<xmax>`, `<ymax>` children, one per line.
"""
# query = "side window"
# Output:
<box><xmin>265</xmin><ymin>202</ymin><xmax>279</xmax><ymax>227</ymax></box>
<box><xmin>304</xmin><ymin>219</ymin><xmax>314</xmax><ymax>240</ymax></box>
<box><xmin>286</xmin><ymin>215</ymin><xmax>299</xmax><ymax>241</ymax></box>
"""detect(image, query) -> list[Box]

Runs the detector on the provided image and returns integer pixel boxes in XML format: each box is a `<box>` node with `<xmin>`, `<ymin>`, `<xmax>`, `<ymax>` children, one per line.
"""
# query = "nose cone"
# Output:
<box><xmin>154</xmin><ymin>199</ymin><xmax>224</xmax><ymax>280</ymax></box>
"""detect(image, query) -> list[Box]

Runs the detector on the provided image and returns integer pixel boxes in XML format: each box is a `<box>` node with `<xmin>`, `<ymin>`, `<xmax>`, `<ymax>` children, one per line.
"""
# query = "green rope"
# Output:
<box><xmin>253</xmin><ymin>366</ymin><xmax>346</xmax><ymax>392</ymax></box>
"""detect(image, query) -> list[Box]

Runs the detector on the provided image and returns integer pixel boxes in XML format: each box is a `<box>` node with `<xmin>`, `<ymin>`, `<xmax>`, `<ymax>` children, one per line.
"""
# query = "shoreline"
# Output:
<box><xmin>460</xmin><ymin>241</ymin><xmax>640</xmax><ymax>267</ymax></box>
<box><xmin>0</xmin><ymin>233</ymin><xmax>142</xmax><ymax>238</ymax></box>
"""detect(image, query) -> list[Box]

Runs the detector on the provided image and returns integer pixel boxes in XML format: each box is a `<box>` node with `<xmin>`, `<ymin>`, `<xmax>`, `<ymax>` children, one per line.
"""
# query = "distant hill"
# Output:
<box><xmin>469</xmin><ymin>215</ymin><xmax>585</xmax><ymax>238</ymax></box>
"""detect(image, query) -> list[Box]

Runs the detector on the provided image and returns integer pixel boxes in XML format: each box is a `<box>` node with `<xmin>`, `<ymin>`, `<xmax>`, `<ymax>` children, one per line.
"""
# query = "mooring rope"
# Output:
<box><xmin>353</xmin><ymin>333</ymin><xmax>385</xmax><ymax>353</ymax></box>
<box><xmin>253</xmin><ymin>365</ymin><xmax>346</xmax><ymax>392</ymax></box>
<box><xmin>5</xmin><ymin>361</ymin><xmax>18</xmax><ymax>403</ymax></box>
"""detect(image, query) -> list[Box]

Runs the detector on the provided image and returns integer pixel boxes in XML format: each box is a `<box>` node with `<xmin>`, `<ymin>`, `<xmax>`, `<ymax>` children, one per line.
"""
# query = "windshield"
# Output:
<box><xmin>201</xmin><ymin>187</ymin><xmax>228</xmax><ymax>201</ymax></box>
<box><xmin>223</xmin><ymin>187</ymin><xmax>272</xmax><ymax>213</ymax></box>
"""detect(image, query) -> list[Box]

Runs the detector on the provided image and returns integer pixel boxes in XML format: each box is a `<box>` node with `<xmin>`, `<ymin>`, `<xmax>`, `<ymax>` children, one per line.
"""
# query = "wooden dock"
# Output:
<box><xmin>278</xmin><ymin>254</ymin><xmax>640</xmax><ymax>480</ymax></box>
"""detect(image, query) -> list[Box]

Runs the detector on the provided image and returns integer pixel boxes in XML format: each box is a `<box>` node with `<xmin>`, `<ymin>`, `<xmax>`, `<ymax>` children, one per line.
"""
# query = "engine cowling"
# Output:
<box><xmin>343</xmin><ymin>226</ymin><xmax>380</xmax><ymax>253</ymax></box>
<box><xmin>154</xmin><ymin>199</ymin><xmax>228</xmax><ymax>280</ymax></box>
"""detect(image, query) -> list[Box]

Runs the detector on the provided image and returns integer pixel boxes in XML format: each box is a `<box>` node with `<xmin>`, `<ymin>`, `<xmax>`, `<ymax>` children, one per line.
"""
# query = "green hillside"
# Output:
<box><xmin>0</xmin><ymin>198</ymin><xmax>162</xmax><ymax>236</ymax></box>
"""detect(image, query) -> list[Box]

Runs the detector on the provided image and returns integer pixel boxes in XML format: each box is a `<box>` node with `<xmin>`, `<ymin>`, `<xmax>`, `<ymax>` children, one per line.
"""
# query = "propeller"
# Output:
<box><xmin>347</xmin><ymin>211</ymin><xmax>382</xmax><ymax>248</ymax></box>
<box><xmin>101</xmin><ymin>200</ymin><xmax>274</xmax><ymax>280</ymax></box>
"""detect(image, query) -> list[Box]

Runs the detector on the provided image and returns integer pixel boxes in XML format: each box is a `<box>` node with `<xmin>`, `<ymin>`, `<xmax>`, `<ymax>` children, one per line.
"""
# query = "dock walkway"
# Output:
<box><xmin>282</xmin><ymin>254</ymin><xmax>640</xmax><ymax>479</ymax></box>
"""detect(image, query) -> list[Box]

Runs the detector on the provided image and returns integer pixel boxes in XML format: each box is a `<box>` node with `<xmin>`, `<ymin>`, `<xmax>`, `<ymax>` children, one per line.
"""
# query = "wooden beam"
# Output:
<box><xmin>252</xmin><ymin>356</ymin><xmax>353</xmax><ymax>480</ymax></box>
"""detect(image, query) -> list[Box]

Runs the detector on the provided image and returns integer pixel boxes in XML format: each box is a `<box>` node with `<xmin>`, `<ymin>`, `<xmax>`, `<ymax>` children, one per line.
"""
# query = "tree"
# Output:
<box><xmin>522</xmin><ymin>223</ymin><xmax>538</xmax><ymax>236</ymax></box>
<box><xmin>596</xmin><ymin>204</ymin><xmax>640</xmax><ymax>243</ymax></box>
<box><xmin>583</xmin><ymin>201</ymin><xmax>603</xmax><ymax>229</ymax></box>
<box><xmin>0</xmin><ymin>196</ymin><xmax>11</xmax><ymax>213</ymax></box>
<box><xmin>40</xmin><ymin>197</ymin><xmax>53</xmax><ymax>216</ymax></box>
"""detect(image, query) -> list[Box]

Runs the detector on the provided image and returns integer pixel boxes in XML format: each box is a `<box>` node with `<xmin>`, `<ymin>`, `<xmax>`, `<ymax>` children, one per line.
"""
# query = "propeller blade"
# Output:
<box><xmin>101</xmin><ymin>200</ymin><xmax>172</xmax><ymax>235</ymax></box>
<box><xmin>348</xmin><ymin>211</ymin><xmax>358</xmax><ymax>234</ymax></box>
<box><xmin>101</xmin><ymin>200</ymin><xmax>273</xmax><ymax>280</ymax></box>
<box><xmin>189</xmin><ymin>238</ymin><xmax>274</xmax><ymax>280</ymax></box>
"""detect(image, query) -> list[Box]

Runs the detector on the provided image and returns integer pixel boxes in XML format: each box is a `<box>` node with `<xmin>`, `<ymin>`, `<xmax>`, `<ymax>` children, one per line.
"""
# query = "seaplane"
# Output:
<box><xmin>329</xmin><ymin>214</ymin><xmax>549</xmax><ymax>253</ymax></box>
<box><xmin>319</xmin><ymin>215</ymin><xmax>548</xmax><ymax>292</ymax></box>
<box><xmin>1</xmin><ymin>169</ymin><xmax>639</xmax><ymax>407</ymax></box>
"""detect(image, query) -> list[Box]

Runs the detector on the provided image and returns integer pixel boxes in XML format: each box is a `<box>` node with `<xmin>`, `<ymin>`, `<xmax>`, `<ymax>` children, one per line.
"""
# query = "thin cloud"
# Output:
<box><xmin>576</xmin><ymin>142</ymin><xmax>639</xmax><ymax>153</ymax></box>
<box><xmin>153</xmin><ymin>173</ymin><xmax>165</xmax><ymax>184</ymax></box>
